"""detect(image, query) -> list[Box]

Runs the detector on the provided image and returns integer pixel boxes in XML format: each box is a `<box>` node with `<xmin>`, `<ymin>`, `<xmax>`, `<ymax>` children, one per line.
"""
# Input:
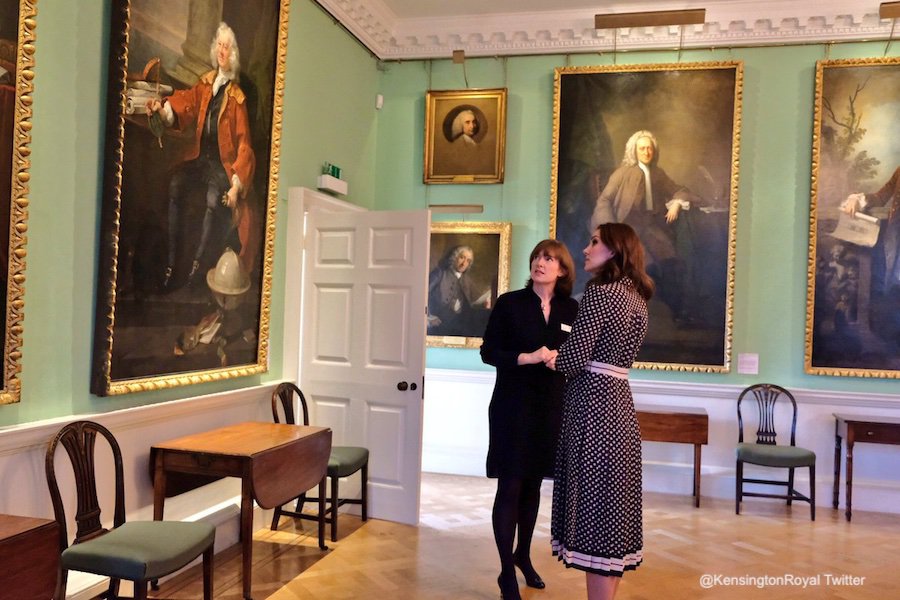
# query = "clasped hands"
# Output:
<box><xmin>522</xmin><ymin>346</ymin><xmax>558</xmax><ymax>370</ymax></box>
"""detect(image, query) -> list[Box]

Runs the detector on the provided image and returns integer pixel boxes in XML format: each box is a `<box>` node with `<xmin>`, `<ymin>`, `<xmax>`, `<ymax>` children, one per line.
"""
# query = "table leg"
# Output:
<box><xmin>832</xmin><ymin>428</ymin><xmax>841</xmax><ymax>510</ymax></box>
<box><xmin>845</xmin><ymin>439</ymin><xmax>854</xmax><ymax>522</ymax></box>
<box><xmin>693</xmin><ymin>444</ymin><xmax>701</xmax><ymax>508</ymax></box>
<box><xmin>241</xmin><ymin>476</ymin><xmax>254</xmax><ymax>600</ymax></box>
<box><xmin>318</xmin><ymin>476</ymin><xmax>327</xmax><ymax>550</ymax></box>
<box><xmin>152</xmin><ymin>452</ymin><xmax>166</xmax><ymax>521</ymax></box>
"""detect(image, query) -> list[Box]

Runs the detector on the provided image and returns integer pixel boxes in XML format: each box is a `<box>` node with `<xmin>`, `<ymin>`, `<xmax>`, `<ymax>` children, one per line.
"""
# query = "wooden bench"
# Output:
<box><xmin>635</xmin><ymin>405</ymin><xmax>709</xmax><ymax>507</ymax></box>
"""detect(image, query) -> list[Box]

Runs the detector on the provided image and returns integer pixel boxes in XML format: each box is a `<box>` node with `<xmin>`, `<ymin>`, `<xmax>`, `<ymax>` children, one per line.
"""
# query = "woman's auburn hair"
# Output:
<box><xmin>587</xmin><ymin>222</ymin><xmax>655</xmax><ymax>301</ymax></box>
<box><xmin>525</xmin><ymin>238</ymin><xmax>576</xmax><ymax>297</ymax></box>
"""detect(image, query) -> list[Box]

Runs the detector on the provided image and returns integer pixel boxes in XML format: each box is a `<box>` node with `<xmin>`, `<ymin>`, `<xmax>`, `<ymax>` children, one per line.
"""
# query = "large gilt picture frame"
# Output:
<box><xmin>805</xmin><ymin>57</ymin><xmax>900</xmax><ymax>378</ymax></box>
<box><xmin>551</xmin><ymin>62</ymin><xmax>742</xmax><ymax>372</ymax></box>
<box><xmin>0</xmin><ymin>0</ymin><xmax>35</xmax><ymax>405</ymax></box>
<box><xmin>91</xmin><ymin>0</ymin><xmax>290</xmax><ymax>395</ymax></box>
<box><xmin>427</xmin><ymin>221</ymin><xmax>510</xmax><ymax>348</ymax></box>
<box><xmin>424</xmin><ymin>88</ymin><xmax>507</xmax><ymax>184</ymax></box>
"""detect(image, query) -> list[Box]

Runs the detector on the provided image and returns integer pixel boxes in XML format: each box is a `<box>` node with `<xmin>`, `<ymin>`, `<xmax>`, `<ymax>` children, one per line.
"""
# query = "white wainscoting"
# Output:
<box><xmin>0</xmin><ymin>383</ymin><xmax>277</xmax><ymax>599</ymax></box>
<box><xmin>423</xmin><ymin>369</ymin><xmax>900</xmax><ymax>515</ymax></box>
<box><xmin>5</xmin><ymin>374</ymin><xmax>900</xmax><ymax>597</ymax></box>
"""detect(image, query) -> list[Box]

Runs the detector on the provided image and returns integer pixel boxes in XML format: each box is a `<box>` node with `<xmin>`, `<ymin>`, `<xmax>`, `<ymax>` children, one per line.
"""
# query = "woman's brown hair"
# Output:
<box><xmin>525</xmin><ymin>239</ymin><xmax>576</xmax><ymax>297</ymax></box>
<box><xmin>588</xmin><ymin>223</ymin><xmax>655</xmax><ymax>300</ymax></box>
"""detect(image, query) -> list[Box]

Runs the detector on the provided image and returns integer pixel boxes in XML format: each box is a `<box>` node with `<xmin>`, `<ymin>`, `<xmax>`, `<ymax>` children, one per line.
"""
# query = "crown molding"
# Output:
<box><xmin>315</xmin><ymin>0</ymin><xmax>896</xmax><ymax>60</ymax></box>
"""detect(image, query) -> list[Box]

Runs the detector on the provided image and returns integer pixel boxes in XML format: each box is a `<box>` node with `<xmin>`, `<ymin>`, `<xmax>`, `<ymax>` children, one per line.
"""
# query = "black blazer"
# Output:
<box><xmin>481</xmin><ymin>287</ymin><xmax>578</xmax><ymax>478</ymax></box>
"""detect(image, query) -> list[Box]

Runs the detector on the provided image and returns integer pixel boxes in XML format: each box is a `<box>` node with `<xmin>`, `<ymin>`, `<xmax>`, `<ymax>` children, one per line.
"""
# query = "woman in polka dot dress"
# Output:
<box><xmin>547</xmin><ymin>222</ymin><xmax>654</xmax><ymax>600</ymax></box>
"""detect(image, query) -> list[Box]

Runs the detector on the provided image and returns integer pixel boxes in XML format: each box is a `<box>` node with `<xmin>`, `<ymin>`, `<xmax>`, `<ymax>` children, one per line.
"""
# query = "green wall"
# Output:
<box><xmin>1</xmin><ymin>0</ymin><xmax>380</xmax><ymax>426</ymax></box>
<box><xmin>374</xmin><ymin>44</ymin><xmax>900</xmax><ymax>395</ymax></box>
<box><xmin>4</xmin><ymin>1</ymin><xmax>897</xmax><ymax>429</ymax></box>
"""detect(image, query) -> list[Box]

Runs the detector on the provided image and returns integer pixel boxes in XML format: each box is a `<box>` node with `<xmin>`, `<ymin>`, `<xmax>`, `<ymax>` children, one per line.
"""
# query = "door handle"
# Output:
<box><xmin>410</xmin><ymin>382</ymin><xmax>417</xmax><ymax>391</ymax></box>
<box><xmin>397</xmin><ymin>381</ymin><xmax>409</xmax><ymax>391</ymax></box>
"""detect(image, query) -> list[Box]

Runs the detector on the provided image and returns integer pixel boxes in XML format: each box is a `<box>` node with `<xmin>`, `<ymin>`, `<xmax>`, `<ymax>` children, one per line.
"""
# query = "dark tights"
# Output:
<box><xmin>493</xmin><ymin>476</ymin><xmax>543</xmax><ymax>578</ymax></box>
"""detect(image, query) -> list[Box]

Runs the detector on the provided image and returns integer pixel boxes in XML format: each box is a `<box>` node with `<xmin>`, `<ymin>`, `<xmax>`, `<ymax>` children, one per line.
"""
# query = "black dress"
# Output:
<box><xmin>550</xmin><ymin>278</ymin><xmax>648</xmax><ymax>577</ymax></box>
<box><xmin>480</xmin><ymin>287</ymin><xmax>579</xmax><ymax>479</ymax></box>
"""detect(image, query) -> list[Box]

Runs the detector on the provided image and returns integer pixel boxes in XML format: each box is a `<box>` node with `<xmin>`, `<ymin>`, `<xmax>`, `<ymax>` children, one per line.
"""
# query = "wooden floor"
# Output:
<box><xmin>154</xmin><ymin>473</ymin><xmax>900</xmax><ymax>599</ymax></box>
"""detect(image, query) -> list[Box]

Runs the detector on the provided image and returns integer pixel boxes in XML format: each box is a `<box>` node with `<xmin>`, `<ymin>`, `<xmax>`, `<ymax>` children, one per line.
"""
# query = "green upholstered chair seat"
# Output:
<box><xmin>61</xmin><ymin>520</ymin><xmax>216</xmax><ymax>581</ymax></box>
<box><xmin>737</xmin><ymin>442</ymin><xmax>816</xmax><ymax>468</ymax></box>
<box><xmin>328</xmin><ymin>447</ymin><xmax>369</xmax><ymax>478</ymax></box>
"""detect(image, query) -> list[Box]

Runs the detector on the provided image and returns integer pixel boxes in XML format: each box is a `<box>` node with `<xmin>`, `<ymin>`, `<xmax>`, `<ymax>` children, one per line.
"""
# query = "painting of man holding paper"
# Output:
<box><xmin>807</xmin><ymin>58</ymin><xmax>900</xmax><ymax>376</ymax></box>
<box><xmin>840</xmin><ymin>166</ymin><xmax>900</xmax><ymax>295</ymax></box>
<box><xmin>427</xmin><ymin>245</ymin><xmax>493</xmax><ymax>337</ymax></box>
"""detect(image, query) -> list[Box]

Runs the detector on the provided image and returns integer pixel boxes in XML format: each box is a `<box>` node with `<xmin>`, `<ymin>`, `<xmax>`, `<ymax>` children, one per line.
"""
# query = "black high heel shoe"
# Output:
<box><xmin>514</xmin><ymin>556</ymin><xmax>546</xmax><ymax>589</ymax></box>
<box><xmin>497</xmin><ymin>572</ymin><xmax>522</xmax><ymax>600</ymax></box>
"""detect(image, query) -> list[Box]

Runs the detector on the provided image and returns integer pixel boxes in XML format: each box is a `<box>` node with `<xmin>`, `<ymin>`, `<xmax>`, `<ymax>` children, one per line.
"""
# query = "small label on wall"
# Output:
<box><xmin>737</xmin><ymin>353</ymin><xmax>759</xmax><ymax>375</ymax></box>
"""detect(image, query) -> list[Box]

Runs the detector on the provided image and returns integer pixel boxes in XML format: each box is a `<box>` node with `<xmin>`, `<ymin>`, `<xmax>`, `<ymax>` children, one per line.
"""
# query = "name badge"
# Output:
<box><xmin>560</xmin><ymin>323</ymin><xmax>572</xmax><ymax>332</ymax></box>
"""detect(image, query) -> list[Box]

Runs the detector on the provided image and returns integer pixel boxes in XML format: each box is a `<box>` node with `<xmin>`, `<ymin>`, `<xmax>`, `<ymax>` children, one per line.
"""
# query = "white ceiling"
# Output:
<box><xmin>314</xmin><ymin>0</ymin><xmax>893</xmax><ymax>60</ymax></box>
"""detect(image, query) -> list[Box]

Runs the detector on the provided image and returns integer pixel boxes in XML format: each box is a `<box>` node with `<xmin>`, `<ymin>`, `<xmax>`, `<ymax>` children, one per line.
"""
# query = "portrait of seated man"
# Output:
<box><xmin>591</xmin><ymin>129</ymin><xmax>703</xmax><ymax>326</ymax></box>
<box><xmin>427</xmin><ymin>245</ymin><xmax>492</xmax><ymax>337</ymax></box>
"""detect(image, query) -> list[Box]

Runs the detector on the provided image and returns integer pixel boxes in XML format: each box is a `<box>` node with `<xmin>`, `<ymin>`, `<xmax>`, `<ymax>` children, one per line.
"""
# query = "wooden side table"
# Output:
<box><xmin>0</xmin><ymin>514</ymin><xmax>60</xmax><ymax>600</ymax></box>
<box><xmin>635</xmin><ymin>405</ymin><xmax>709</xmax><ymax>507</ymax></box>
<box><xmin>833</xmin><ymin>414</ymin><xmax>900</xmax><ymax>521</ymax></box>
<box><xmin>152</xmin><ymin>421</ymin><xmax>332</xmax><ymax>600</ymax></box>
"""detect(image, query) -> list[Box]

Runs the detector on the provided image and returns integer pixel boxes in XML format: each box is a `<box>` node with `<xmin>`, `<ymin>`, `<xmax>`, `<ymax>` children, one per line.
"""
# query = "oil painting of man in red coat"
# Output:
<box><xmin>92</xmin><ymin>1</ymin><xmax>286</xmax><ymax>393</ymax></box>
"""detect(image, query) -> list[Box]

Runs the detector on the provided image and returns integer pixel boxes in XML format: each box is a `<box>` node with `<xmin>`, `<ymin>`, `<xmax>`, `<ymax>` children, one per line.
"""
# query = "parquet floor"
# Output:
<box><xmin>155</xmin><ymin>473</ymin><xmax>900</xmax><ymax>599</ymax></box>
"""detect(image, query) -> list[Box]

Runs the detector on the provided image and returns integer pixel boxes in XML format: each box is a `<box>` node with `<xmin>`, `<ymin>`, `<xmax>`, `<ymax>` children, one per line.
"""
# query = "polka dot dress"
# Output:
<box><xmin>550</xmin><ymin>278</ymin><xmax>648</xmax><ymax>577</ymax></box>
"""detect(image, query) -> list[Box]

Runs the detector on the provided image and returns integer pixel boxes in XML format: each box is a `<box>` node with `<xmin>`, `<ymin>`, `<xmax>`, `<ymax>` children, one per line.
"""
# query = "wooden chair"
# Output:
<box><xmin>45</xmin><ymin>421</ymin><xmax>215</xmax><ymax>600</ymax></box>
<box><xmin>270</xmin><ymin>382</ymin><xmax>369</xmax><ymax>541</ymax></box>
<box><xmin>736</xmin><ymin>384</ymin><xmax>816</xmax><ymax>520</ymax></box>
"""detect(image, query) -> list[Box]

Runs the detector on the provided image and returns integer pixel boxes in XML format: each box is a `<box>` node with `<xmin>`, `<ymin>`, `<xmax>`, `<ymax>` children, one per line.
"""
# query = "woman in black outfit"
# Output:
<box><xmin>481</xmin><ymin>239</ymin><xmax>578</xmax><ymax>600</ymax></box>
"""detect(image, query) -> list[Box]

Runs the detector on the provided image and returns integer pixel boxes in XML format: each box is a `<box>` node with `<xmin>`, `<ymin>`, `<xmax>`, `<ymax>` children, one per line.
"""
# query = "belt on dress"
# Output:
<box><xmin>584</xmin><ymin>361</ymin><xmax>629</xmax><ymax>379</ymax></box>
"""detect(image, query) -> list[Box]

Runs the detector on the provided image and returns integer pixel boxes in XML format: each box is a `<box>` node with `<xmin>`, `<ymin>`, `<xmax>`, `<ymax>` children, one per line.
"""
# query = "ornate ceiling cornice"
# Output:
<box><xmin>315</xmin><ymin>0</ymin><xmax>896</xmax><ymax>60</ymax></box>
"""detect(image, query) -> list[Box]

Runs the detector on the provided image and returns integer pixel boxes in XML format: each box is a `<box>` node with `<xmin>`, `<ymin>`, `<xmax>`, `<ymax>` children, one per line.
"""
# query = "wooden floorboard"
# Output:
<box><xmin>152</xmin><ymin>472</ymin><xmax>900</xmax><ymax>599</ymax></box>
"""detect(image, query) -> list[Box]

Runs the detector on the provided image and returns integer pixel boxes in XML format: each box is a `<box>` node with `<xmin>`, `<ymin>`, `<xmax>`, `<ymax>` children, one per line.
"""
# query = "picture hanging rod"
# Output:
<box><xmin>428</xmin><ymin>204</ymin><xmax>484</xmax><ymax>214</ymax></box>
<box><xmin>881</xmin><ymin>2</ymin><xmax>900</xmax><ymax>19</ymax></box>
<box><xmin>595</xmin><ymin>8</ymin><xmax>706</xmax><ymax>29</ymax></box>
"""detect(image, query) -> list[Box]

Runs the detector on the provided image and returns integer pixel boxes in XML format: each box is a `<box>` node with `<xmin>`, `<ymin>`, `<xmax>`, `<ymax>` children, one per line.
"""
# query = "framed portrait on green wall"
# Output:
<box><xmin>551</xmin><ymin>62</ymin><xmax>742</xmax><ymax>372</ymax></box>
<box><xmin>427</xmin><ymin>221</ymin><xmax>511</xmax><ymax>348</ymax></box>
<box><xmin>424</xmin><ymin>88</ymin><xmax>507</xmax><ymax>184</ymax></box>
<box><xmin>805</xmin><ymin>56</ymin><xmax>900</xmax><ymax>378</ymax></box>
<box><xmin>91</xmin><ymin>0</ymin><xmax>291</xmax><ymax>395</ymax></box>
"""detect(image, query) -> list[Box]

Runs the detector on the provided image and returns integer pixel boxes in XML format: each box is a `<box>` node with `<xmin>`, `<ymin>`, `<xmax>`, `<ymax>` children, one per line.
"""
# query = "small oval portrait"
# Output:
<box><xmin>442</xmin><ymin>104</ymin><xmax>489</xmax><ymax>144</ymax></box>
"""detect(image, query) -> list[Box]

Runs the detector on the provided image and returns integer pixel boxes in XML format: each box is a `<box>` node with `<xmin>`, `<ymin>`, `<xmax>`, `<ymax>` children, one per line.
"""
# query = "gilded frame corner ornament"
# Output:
<box><xmin>0</xmin><ymin>0</ymin><xmax>37</xmax><ymax>405</ymax></box>
<box><xmin>804</xmin><ymin>56</ymin><xmax>900</xmax><ymax>378</ymax></box>
<box><xmin>424</xmin><ymin>88</ymin><xmax>507</xmax><ymax>184</ymax></box>
<box><xmin>427</xmin><ymin>221</ymin><xmax>511</xmax><ymax>349</ymax></box>
<box><xmin>550</xmin><ymin>61</ymin><xmax>742</xmax><ymax>373</ymax></box>
<box><xmin>90</xmin><ymin>0</ymin><xmax>291</xmax><ymax>395</ymax></box>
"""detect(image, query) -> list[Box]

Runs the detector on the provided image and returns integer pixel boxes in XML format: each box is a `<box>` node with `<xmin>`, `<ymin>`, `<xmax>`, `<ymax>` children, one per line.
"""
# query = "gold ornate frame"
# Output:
<box><xmin>427</xmin><ymin>221</ymin><xmax>511</xmax><ymax>348</ymax></box>
<box><xmin>0</xmin><ymin>0</ymin><xmax>36</xmax><ymax>405</ymax></box>
<box><xmin>91</xmin><ymin>0</ymin><xmax>290</xmax><ymax>395</ymax></box>
<box><xmin>424</xmin><ymin>88</ymin><xmax>507</xmax><ymax>184</ymax></box>
<box><xmin>550</xmin><ymin>62</ymin><xmax>742</xmax><ymax>372</ymax></box>
<box><xmin>805</xmin><ymin>57</ymin><xmax>900</xmax><ymax>378</ymax></box>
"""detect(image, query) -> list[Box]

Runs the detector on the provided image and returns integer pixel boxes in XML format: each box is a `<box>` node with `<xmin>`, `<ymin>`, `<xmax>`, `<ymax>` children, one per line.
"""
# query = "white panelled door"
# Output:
<box><xmin>300</xmin><ymin>208</ymin><xmax>430</xmax><ymax>525</ymax></box>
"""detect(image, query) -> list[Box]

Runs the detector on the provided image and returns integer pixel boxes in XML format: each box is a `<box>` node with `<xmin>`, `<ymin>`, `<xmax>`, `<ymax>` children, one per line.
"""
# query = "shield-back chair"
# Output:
<box><xmin>270</xmin><ymin>382</ymin><xmax>369</xmax><ymax>542</ymax></box>
<box><xmin>736</xmin><ymin>384</ymin><xmax>816</xmax><ymax>520</ymax></box>
<box><xmin>45</xmin><ymin>420</ymin><xmax>215</xmax><ymax>600</ymax></box>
